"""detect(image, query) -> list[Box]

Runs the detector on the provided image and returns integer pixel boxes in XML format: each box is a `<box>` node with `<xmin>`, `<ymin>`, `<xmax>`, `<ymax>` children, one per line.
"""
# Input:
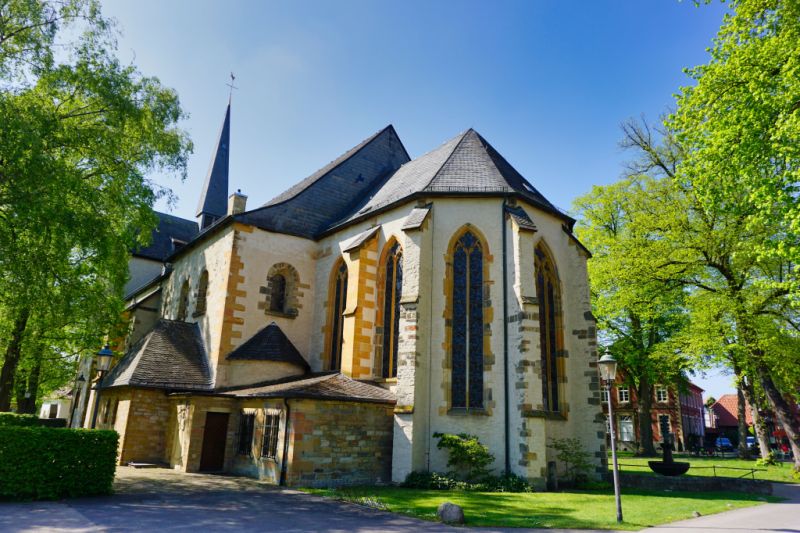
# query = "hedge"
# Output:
<box><xmin>0</xmin><ymin>426</ymin><xmax>118</xmax><ymax>500</ymax></box>
<box><xmin>0</xmin><ymin>413</ymin><xmax>66</xmax><ymax>428</ymax></box>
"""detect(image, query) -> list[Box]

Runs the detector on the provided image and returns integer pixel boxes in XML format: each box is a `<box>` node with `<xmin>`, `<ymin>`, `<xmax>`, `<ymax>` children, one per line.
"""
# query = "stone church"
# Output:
<box><xmin>87</xmin><ymin>101</ymin><xmax>606</xmax><ymax>488</ymax></box>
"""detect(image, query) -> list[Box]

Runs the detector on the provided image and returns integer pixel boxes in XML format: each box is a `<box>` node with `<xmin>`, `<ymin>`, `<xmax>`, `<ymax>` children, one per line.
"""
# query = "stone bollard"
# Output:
<box><xmin>437</xmin><ymin>502</ymin><xmax>465</xmax><ymax>525</ymax></box>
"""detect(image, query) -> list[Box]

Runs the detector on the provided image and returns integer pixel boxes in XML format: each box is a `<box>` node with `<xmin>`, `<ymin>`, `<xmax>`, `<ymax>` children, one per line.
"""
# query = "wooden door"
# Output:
<box><xmin>199</xmin><ymin>412</ymin><xmax>229</xmax><ymax>472</ymax></box>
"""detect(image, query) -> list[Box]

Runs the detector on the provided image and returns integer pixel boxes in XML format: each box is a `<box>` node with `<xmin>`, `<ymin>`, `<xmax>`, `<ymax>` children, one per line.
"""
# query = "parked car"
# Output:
<box><xmin>746</xmin><ymin>436</ymin><xmax>757</xmax><ymax>450</ymax></box>
<box><xmin>715</xmin><ymin>437</ymin><xmax>734</xmax><ymax>452</ymax></box>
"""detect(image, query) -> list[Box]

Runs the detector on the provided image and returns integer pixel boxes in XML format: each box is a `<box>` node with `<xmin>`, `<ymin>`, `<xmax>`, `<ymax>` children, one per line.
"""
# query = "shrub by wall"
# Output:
<box><xmin>0</xmin><ymin>427</ymin><xmax>118</xmax><ymax>500</ymax></box>
<box><xmin>0</xmin><ymin>413</ymin><xmax>40</xmax><ymax>427</ymax></box>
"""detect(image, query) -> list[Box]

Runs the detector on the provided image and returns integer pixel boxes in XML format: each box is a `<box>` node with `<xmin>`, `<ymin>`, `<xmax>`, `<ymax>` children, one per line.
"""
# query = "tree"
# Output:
<box><xmin>574</xmin><ymin>175</ymin><xmax>690</xmax><ymax>456</ymax></box>
<box><xmin>668</xmin><ymin>0</ymin><xmax>800</xmax><ymax>469</ymax></box>
<box><xmin>0</xmin><ymin>0</ymin><xmax>191</xmax><ymax>410</ymax></box>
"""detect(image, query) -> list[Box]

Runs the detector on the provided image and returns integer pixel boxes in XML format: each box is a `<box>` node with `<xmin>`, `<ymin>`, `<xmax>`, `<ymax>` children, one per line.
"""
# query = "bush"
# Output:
<box><xmin>548</xmin><ymin>437</ymin><xmax>593</xmax><ymax>483</ymax></box>
<box><xmin>433</xmin><ymin>432</ymin><xmax>495</xmax><ymax>482</ymax></box>
<box><xmin>755</xmin><ymin>452</ymin><xmax>778</xmax><ymax>467</ymax></box>
<box><xmin>0</xmin><ymin>413</ymin><xmax>67</xmax><ymax>428</ymax></box>
<box><xmin>0</xmin><ymin>426</ymin><xmax>118</xmax><ymax>500</ymax></box>
<box><xmin>474</xmin><ymin>472</ymin><xmax>534</xmax><ymax>493</ymax></box>
<box><xmin>0</xmin><ymin>413</ymin><xmax>40</xmax><ymax>427</ymax></box>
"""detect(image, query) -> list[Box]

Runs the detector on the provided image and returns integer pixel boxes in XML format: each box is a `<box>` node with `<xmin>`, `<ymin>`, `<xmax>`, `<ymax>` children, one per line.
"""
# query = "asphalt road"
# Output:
<box><xmin>1</xmin><ymin>466</ymin><xmax>797</xmax><ymax>532</ymax></box>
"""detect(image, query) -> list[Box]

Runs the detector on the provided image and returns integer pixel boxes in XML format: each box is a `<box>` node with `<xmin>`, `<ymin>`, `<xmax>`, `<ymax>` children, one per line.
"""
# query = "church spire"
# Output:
<box><xmin>196</xmin><ymin>99</ymin><xmax>231</xmax><ymax>230</ymax></box>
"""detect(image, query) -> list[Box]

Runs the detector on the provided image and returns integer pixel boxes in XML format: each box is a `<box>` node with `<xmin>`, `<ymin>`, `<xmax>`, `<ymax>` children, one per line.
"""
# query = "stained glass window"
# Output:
<box><xmin>329</xmin><ymin>260</ymin><xmax>348</xmax><ymax>371</ymax></box>
<box><xmin>451</xmin><ymin>230</ymin><xmax>484</xmax><ymax>409</ymax></box>
<box><xmin>536</xmin><ymin>245</ymin><xmax>561</xmax><ymax>412</ymax></box>
<box><xmin>382</xmin><ymin>242</ymin><xmax>403</xmax><ymax>378</ymax></box>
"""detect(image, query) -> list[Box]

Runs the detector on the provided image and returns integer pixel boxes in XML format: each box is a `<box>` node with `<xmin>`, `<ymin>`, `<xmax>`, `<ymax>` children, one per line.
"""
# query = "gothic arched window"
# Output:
<box><xmin>381</xmin><ymin>241</ymin><xmax>403</xmax><ymax>378</ymax></box>
<box><xmin>536</xmin><ymin>243</ymin><xmax>562</xmax><ymax>412</ymax></box>
<box><xmin>195</xmin><ymin>270</ymin><xmax>209</xmax><ymax>316</ymax></box>
<box><xmin>328</xmin><ymin>260</ymin><xmax>348</xmax><ymax>371</ymax></box>
<box><xmin>177</xmin><ymin>278</ymin><xmax>190</xmax><ymax>321</ymax></box>
<box><xmin>268</xmin><ymin>274</ymin><xmax>287</xmax><ymax>313</ymax></box>
<box><xmin>451</xmin><ymin>230</ymin><xmax>484</xmax><ymax>409</ymax></box>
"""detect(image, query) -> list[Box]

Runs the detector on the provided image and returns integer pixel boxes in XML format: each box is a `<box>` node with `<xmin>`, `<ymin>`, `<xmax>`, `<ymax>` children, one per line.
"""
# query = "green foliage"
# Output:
<box><xmin>755</xmin><ymin>453</ymin><xmax>778</xmax><ymax>467</ymax></box>
<box><xmin>402</xmin><ymin>471</ymin><xmax>533</xmax><ymax>493</ymax></box>
<box><xmin>548</xmin><ymin>438</ymin><xmax>593</xmax><ymax>483</ymax></box>
<box><xmin>0</xmin><ymin>426</ymin><xmax>118</xmax><ymax>500</ymax></box>
<box><xmin>433</xmin><ymin>432</ymin><xmax>495</xmax><ymax>482</ymax></box>
<box><xmin>0</xmin><ymin>413</ymin><xmax>39</xmax><ymax>426</ymax></box>
<box><xmin>0</xmin><ymin>0</ymin><xmax>192</xmax><ymax>410</ymax></box>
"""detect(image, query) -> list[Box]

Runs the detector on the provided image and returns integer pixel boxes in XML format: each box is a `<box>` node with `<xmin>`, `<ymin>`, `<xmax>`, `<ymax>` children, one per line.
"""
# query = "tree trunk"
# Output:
<box><xmin>742</xmin><ymin>380</ymin><xmax>771</xmax><ymax>459</ymax></box>
<box><xmin>0</xmin><ymin>308</ymin><xmax>30</xmax><ymax>411</ymax></box>
<box><xmin>757</xmin><ymin>364</ymin><xmax>800</xmax><ymax>471</ymax></box>
<box><xmin>736</xmin><ymin>386</ymin><xmax>751</xmax><ymax>459</ymax></box>
<box><xmin>16</xmin><ymin>352</ymin><xmax>42</xmax><ymax>414</ymax></box>
<box><xmin>636</xmin><ymin>378</ymin><xmax>657</xmax><ymax>456</ymax></box>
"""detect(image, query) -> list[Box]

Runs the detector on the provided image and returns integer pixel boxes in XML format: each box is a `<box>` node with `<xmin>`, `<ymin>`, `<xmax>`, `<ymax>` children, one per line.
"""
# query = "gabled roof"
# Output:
<box><xmin>334</xmin><ymin>128</ymin><xmax>571</xmax><ymax>230</ymax></box>
<box><xmin>223</xmin><ymin>372</ymin><xmax>395</xmax><ymax>404</ymax></box>
<box><xmin>712</xmin><ymin>394</ymin><xmax>752</xmax><ymax>427</ymax></box>
<box><xmin>196</xmin><ymin>103</ymin><xmax>231</xmax><ymax>221</ymax></box>
<box><xmin>132</xmin><ymin>212</ymin><xmax>199</xmax><ymax>262</ymax></box>
<box><xmin>234</xmin><ymin>125</ymin><xmax>410</xmax><ymax>239</ymax></box>
<box><xmin>226</xmin><ymin>322</ymin><xmax>310</xmax><ymax>371</ymax></box>
<box><xmin>100</xmin><ymin>320</ymin><xmax>212</xmax><ymax>391</ymax></box>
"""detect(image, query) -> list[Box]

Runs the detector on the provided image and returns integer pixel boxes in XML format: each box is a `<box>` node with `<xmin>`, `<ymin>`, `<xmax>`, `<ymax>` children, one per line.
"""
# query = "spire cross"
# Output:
<box><xmin>226</xmin><ymin>72</ymin><xmax>238</xmax><ymax>101</ymax></box>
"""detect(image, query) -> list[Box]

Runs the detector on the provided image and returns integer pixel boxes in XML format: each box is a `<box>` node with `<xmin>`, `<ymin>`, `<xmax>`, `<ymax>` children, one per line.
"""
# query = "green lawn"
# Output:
<box><xmin>611</xmin><ymin>452</ymin><xmax>799</xmax><ymax>484</ymax></box>
<box><xmin>304</xmin><ymin>486</ymin><xmax>776</xmax><ymax>530</ymax></box>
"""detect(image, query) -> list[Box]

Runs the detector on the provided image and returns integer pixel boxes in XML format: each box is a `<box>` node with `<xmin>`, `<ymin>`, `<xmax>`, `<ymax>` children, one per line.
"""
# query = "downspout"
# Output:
<box><xmin>279</xmin><ymin>398</ymin><xmax>292</xmax><ymax>486</ymax></box>
<box><xmin>501</xmin><ymin>197</ymin><xmax>511</xmax><ymax>474</ymax></box>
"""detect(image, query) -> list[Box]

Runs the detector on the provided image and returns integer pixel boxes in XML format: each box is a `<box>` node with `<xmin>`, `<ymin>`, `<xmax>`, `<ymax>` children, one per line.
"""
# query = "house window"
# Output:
<box><xmin>237</xmin><ymin>413</ymin><xmax>255</xmax><ymax>456</ymax></box>
<box><xmin>381</xmin><ymin>241</ymin><xmax>403</xmax><ymax>378</ymax></box>
<box><xmin>601</xmin><ymin>388</ymin><xmax>609</xmax><ymax>403</ymax></box>
<box><xmin>328</xmin><ymin>260</ymin><xmax>348</xmax><ymax>371</ymax></box>
<box><xmin>451</xmin><ymin>230</ymin><xmax>484</xmax><ymax>409</ymax></box>
<box><xmin>261</xmin><ymin>412</ymin><xmax>280</xmax><ymax>459</ymax></box>
<box><xmin>268</xmin><ymin>274</ymin><xmax>287</xmax><ymax>313</ymax></box>
<box><xmin>536</xmin><ymin>244</ymin><xmax>562</xmax><ymax>412</ymax></box>
<box><xmin>177</xmin><ymin>278</ymin><xmax>190</xmax><ymax>321</ymax></box>
<box><xmin>195</xmin><ymin>270</ymin><xmax>209</xmax><ymax>316</ymax></box>
<box><xmin>619</xmin><ymin>415</ymin><xmax>635</xmax><ymax>442</ymax></box>
<box><xmin>48</xmin><ymin>403</ymin><xmax>58</xmax><ymax>419</ymax></box>
<box><xmin>656</xmin><ymin>385</ymin><xmax>668</xmax><ymax>403</ymax></box>
<box><xmin>618</xmin><ymin>386</ymin><xmax>630</xmax><ymax>403</ymax></box>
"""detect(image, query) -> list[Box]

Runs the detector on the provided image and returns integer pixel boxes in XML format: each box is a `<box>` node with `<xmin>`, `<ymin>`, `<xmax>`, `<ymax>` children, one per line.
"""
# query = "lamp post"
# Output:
<box><xmin>90</xmin><ymin>345</ymin><xmax>114</xmax><ymax>429</ymax></box>
<box><xmin>599</xmin><ymin>353</ymin><xmax>623</xmax><ymax>523</ymax></box>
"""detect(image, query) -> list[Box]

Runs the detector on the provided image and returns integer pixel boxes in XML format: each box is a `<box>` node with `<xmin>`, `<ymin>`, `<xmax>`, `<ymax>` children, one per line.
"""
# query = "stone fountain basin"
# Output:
<box><xmin>648</xmin><ymin>461</ymin><xmax>690</xmax><ymax>476</ymax></box>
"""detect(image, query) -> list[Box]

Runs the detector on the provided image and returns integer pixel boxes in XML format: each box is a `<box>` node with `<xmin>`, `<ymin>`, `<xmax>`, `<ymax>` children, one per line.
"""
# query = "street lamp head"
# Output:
<box><xmin>96</xmin><ymin>344</ymin><xmax>114</xmax><ymax>373</ymax></box>
<box><xmin>598</xmin><ymin>354</ymin><xmax>618</xmax><ymax>382</ymax></box>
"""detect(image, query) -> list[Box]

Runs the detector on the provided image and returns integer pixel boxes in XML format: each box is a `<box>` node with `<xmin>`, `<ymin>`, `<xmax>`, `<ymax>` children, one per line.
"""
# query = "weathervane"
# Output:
<box><xmin>226</xmin><ymin>72</ymin><xmax>238</xmax><ymax>101</ymax></box>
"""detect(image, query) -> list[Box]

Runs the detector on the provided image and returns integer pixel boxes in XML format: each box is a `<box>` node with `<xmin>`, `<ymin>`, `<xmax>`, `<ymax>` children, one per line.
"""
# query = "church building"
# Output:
<box><xmin>89</xmin><ymin>101</ymin><xmax>606</xmax><ymax>488</ymax></box>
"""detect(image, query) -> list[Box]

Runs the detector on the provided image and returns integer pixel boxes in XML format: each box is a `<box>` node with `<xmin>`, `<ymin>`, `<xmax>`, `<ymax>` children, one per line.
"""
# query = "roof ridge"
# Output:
<box><xmin>421</xmin><ymin>129</ymin><xmax>472</xmax><ymax>192</ymax></box>
<box><xmin>260</xmin><ymin>124</ymin><xmax>403</xmax><ymax>210</ymax></box>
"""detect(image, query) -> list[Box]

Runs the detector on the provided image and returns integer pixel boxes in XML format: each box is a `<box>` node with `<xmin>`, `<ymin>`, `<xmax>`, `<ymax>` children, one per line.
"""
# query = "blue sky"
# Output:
<box><xmin>101</xmin><ymin>0</ymin><xmax>736</xmax><ymax>399</ymax></box>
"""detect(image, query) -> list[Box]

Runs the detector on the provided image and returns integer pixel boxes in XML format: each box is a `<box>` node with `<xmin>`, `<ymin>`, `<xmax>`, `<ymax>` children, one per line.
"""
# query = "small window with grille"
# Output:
<box><xmin>260</xmin><ymin>412</ymin><xmax>281</xmax><ymax>459</ymax></box>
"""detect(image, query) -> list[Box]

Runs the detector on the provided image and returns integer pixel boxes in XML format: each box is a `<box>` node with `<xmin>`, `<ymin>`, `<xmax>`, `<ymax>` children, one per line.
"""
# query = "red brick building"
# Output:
<box><xmin>601</xmin><ymin>374</ymin><xmax>704</xmax><ymax>452</ymax></box>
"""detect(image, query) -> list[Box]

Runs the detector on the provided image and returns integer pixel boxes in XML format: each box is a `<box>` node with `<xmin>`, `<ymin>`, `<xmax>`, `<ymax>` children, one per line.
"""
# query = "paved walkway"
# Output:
<box><xmin>644</xmin><ymin>481</ymin><xmax>800</xmax><ymax>533</ymax></box>
<box><xmin>0</xmin><ymin>467</ymin><xmax>797</xmax><ymax>532</ymax></box>
<box><xmin>0</xmin><ymin>467</ymin><xmax>604</xmax><ymax>533</ymax></box>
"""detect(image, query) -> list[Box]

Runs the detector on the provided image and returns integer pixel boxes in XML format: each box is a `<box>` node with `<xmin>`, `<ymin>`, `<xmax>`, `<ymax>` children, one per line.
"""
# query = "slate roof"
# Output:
<box><xmin>234</xmin><ymin>125</ymin><xmax>410</xmax><ymax>238</ymax></box>
<box><xmin>100</xmin><ymin>320</ymin><xmax>212</xmax><ymax>391</ymax></box>
<box><xmin>342</xmin><ymin>226</ymin><xmax>380</xmax><ymax>253</ymax></box>
<box><xmin>712</xmin><ymin>394</ymin><xmax>753</xmax><ymax>427</ymax></box>
<box><xmin>133</xmin><ymin>212</ymin><xmax>199</xmax><ymax>261</ymax></box>
<box><xmin>196</xmin><ymin>103</ymin><xmax>231</xmax><ymax>220</ymax></box>
<box><xmin>401</xmin><ymin>205</ymin><xmax>432</xmax><ymax>230</ymax></box>
<box><xmin>334</xmin><ymin>128</ymin><xmax>571</xmax><ymax>230</ymax></box>
<box><xmin>226</xmin><ymin>322</ymin><xmax>310</xmax><ymax>371</ymax></box>
<box><xmin>223</xmin><ymin>372</ymin><xmax>395</xmax><ymax>404</ymax></box>
<box><xmin>505</xmin><ymin>205</ymin><xmax>537</xmax><ymax>231</ymax></box>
